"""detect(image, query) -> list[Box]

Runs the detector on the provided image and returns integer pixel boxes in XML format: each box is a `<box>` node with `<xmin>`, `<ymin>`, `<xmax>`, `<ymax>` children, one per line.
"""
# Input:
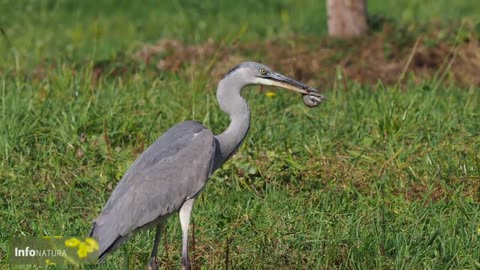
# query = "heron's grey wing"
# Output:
<box><xmin>89</xmin><ymin>121</ymin><xmax>215</xmax><ymax>258</ymax></box>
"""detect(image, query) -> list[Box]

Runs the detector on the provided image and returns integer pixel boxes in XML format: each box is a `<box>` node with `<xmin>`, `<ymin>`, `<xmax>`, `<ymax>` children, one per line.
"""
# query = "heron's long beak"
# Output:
<box><xmin>256</xmin><ymin>72</ymin><xmax>325</xmax><ymax>99</ymax></box>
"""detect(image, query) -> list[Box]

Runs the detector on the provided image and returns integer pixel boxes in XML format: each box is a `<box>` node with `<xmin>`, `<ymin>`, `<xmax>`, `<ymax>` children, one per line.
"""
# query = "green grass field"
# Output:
<box><xmin>1</xmin><ymin>0</ymin><xmax>479</xmax><ymax>269</ymax></box>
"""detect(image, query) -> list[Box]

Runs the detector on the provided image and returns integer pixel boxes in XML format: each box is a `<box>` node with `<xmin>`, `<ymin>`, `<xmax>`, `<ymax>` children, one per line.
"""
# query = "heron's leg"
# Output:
<box><xmin>147</xmin><ymin>223</ymin><xmax>163</xmax><ymax>270</ymax></box>
<box><xmin>179</xmin><ymin>198</ymin><xmax>195</xmax><ymax>270</ymax></box>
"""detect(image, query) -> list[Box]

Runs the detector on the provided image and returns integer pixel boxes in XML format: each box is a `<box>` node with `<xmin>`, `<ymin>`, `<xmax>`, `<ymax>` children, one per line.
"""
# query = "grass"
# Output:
<box><xmin>1</xmin><ymin>0</ymin><xmax>480</xmax><ymax>269</ymax></box>
<box><xmin>1</xmin><ymin>0</ymin><xmax>479</xmax><ymax>68</ymax></box>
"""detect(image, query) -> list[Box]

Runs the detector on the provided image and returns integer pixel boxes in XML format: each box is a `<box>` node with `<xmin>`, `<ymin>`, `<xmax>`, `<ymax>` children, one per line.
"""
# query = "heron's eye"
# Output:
<box><xmin>260</xmin><ymin>68</ymin><xmax>267</xmax><ymax>76</ymax></box>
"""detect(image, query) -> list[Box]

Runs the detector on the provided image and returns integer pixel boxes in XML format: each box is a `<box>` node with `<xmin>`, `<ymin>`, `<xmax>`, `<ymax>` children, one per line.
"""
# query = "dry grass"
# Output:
<box><xmin>134</xmin><ymin>21</ymin><xmax>480</xmax><ymax>89</ymax></box>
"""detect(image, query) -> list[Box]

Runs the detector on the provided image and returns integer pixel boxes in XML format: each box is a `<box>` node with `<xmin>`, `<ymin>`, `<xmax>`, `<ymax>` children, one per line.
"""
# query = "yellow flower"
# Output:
<box><xmin>265</xmin><ymin>91</ymin><xmax>276</xmax><ymax>98</ymax></box>
<box><xmin>477</xmin><ymin>226</ymin><xmax>480</xmax><ymax>235</ymax></box>
<box><xmin>77</xmin><ymin>242</ymin><xmax>88</xmax><ymax>258</ymax></box>
<box><xmin>65</xmin><ymin>237</ymin><xmax>81</xmax><ymax>247</ymax></box>
<box><xmin>64</xmin><ymin>237</ymin><xmax>99</xmax><ymax>259</ymax></box>
<box><xmin>45</xmin><ymin>259</ymin><xmax>56</xmax><ymax>266</ymax></box>
<box><xmin>85</xmin><ymin>237</ymin><xmax>99</xmax><ymax>251</ymax></box>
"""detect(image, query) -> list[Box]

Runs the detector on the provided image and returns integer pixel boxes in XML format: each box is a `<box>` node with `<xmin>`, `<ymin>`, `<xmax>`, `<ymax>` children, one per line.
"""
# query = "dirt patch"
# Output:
<box><xmin>134</xmin><ymin>22</ymin><xmax>480</xmax><ymax>89</ymax></box>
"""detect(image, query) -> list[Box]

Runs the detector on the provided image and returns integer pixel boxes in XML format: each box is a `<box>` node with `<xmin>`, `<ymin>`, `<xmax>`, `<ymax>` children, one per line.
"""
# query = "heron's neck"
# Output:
<box><xmin>214</xmin><ymin>76</ymin><xmax>250</xmax><ymax>169</ymax></box>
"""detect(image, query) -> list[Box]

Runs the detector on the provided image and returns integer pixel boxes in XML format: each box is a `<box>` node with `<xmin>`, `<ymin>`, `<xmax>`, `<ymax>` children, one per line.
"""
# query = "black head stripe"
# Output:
<box><xmin>225</xmin><ymin>64</ymin><xmax>242</xmax><ymax>77</ymax></box>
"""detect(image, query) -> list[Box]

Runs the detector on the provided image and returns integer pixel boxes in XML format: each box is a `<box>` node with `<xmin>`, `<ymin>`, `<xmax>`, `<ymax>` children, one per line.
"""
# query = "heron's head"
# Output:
<box><xmin>224</xmin><ymin>61</ymin><xmax>326</xmax><ymax>106</ymax></box>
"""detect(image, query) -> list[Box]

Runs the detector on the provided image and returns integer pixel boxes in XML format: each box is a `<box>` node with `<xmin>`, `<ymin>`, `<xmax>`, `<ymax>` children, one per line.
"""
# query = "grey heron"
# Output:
<box><xmin>89</xmin><ymin>61</ymin><xmax>326</xmax><ymax>269</ymax></box>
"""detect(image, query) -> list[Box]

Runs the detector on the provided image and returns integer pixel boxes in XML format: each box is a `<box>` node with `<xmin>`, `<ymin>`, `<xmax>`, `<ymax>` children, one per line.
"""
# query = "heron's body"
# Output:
<box><xmin>90</xmin><ymin>121</ymin><xmax>217</xmax><ymax>259</ymax></box>
<box><xmin>89</xmin><ymin>62</ymin><xmax>325</xmax><ymax>269</ymax></box>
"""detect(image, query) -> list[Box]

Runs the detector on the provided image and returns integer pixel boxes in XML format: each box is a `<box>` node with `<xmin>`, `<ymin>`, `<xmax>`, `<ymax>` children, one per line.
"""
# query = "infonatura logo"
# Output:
<box><xmin>9</xmin><ymin>236</ymin><xmax>99</xmax><ymax>265</ymax></box>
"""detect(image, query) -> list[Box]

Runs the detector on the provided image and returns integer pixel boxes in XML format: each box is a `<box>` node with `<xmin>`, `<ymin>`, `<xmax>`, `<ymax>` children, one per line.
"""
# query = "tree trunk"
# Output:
<box><xmin>327</xmin><ymin>0</ymin><xmax>368</xmax><ymax>38</ymax></box>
